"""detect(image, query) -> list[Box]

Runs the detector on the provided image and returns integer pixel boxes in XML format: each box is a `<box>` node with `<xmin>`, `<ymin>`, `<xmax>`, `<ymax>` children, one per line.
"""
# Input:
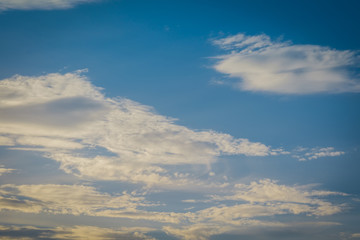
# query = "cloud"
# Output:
<box><xmin>0</xmin><ymin>165</ymin><xmax>15</xmax><ymax>176</ymax></box>
<box><xmin>212</xmin><ymin>33</ymin><xmax>360</xmax><ymax>94</ymax></box>
<box><xmin>183</xmin><ymin>179</ymin><xmax>346</xmax><ymax>221</ymax></box>
<box><xmin>293</xmin><ymin>147</ymin><xmax>345</xmax><ymax>161</ymax></box>
<box><xmin>0</xmin><ymin>225</ymin><xmax>157</xmax><ymax>240</ymax></box>
<box><xmin>207</xmin><ymin>179</ymin><xmax>346</xmax><ymax>216</ymax></box>
<box><xmin>0</xmin><ymin>180</ymin><xmax>346</xmax><ymax>223</ymax></box>
<box><xmin>0</xmin><ymin>70</ymin><xmax>273</xmax><ymax>187</ymax></box>
<box><xmin>0</xmin><ymin>70</ymin><xmax>350</xmax><ymax>239</ymax></box>
<box><xmin>0</xmin><ymin>136</ymin><xmax>14</xmax><ymax>146</ymax></box>
<box><xmin>0</xmin><ymin>0</ymin><xmax>100</xmax><ymax>11</ymax></box>
<box><xmin>0</xmin><ymin>184</ymin><xmax>187</xmax><ymax>223</ymax></box>
<box><xmin>0</xmin><ymin>181</ymin><xmax>347</xmax><ymax>239</ymax></box>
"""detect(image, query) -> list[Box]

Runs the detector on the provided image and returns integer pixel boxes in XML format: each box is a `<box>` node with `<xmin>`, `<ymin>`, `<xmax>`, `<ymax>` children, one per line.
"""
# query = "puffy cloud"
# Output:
<box><xmin>0</xmin><ymin>0</ymin><xmax>100</xmax><ymax>11</ymax></box>
<box><xmin>0</xmin><ymin>71</ymin><xmax>273</xmax><ymax>186</ymax></box>
<box><xmin>212</xmin><ymin>33</ymin><xmax>360</xmax><ymax>94</ymax></box>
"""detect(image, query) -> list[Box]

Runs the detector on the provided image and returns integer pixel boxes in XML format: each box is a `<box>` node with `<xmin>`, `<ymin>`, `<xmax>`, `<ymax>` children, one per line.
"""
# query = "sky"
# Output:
<box><xmin>0</xmin><ymin>0</ymin><xmax>360</xmax><ymax>239</ymax></box>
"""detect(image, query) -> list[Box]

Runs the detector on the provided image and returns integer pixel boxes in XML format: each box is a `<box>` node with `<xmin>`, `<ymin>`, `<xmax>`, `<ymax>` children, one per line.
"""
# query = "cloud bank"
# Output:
<box><xmin>212</xmin><ymin>33</ymin><xmax>360</xmax><ymax>94</ymax></box>
<box><xmin>0</xmin><ymin>0</ymin><xmax>99</xmax><ymax>11</ymax></box>
<box><xmin>0</xmin><ymin>181</ymin><xmax>345</xmax><ymax>235</ymax></box>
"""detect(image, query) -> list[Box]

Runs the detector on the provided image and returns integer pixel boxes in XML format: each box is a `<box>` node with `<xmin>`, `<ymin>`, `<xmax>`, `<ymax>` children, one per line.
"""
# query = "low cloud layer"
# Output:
<box><xmin>0</xmin><ymin>180</ymin><xmax>346</xmax><ymax>236</ymax></box>
<box><xmin>0</xmin><ymin>0</ymin><xmax>100</xmax><ymax>11</ymax></box>
<box><xmin>212</xmin><ymin>33</ymin><xmax>360</xmax><ymax>94</ymax></box>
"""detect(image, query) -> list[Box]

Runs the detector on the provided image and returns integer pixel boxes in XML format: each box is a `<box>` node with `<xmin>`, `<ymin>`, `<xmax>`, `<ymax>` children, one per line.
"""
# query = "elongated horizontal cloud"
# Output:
<box><xmin>0</xmin><ymin>165</ymin><xmax>15</xmax><ymax>176</ymax></box>
<box><xmin>0</xmin><ymin>180</ymin><xmax>346</xmax><ymax>226</ymax></box>
<box><xmin>212</xmin><ymin>33</ymin><xmax>360</xmax><ymax>94</ymax></box>
<box><xmin>208</xmin><ymin>179</ymin><xmax>346</xmax><ymax>216</ymax></box>
<box><xmin>0</xmin><ymin>70</ymin><xmax>273</xmax><ymax>186</ymax></box>
<box><xmin>0</xmin><ymin>184</ymin><xmax>186</xmax><ymax>223</ymax></box>
<box><xmin>0</xmin><ymin>222</ymin><xmax>341</xmax><ymax>240</ymax></box>
<box><xmin>0</xmin><ymin>225</ymin><xmax>157</xmax><ymax>240</ymax></box>
<box><xmin>0</xmin><ymin>0</ymin><xmax>100</xmax><ymax>11</ymax></box>
<box><xmin>293</xmin><ymin>146</ymin><xmax>345</xmax><ymax>161</ymax></box>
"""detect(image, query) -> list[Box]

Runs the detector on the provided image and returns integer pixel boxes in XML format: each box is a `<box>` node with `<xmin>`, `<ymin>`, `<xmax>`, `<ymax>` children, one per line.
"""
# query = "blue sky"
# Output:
<box><xmin>0</xmin><ymin>0</ymin><xmax>360</xmax><ymax>239</ymax></box>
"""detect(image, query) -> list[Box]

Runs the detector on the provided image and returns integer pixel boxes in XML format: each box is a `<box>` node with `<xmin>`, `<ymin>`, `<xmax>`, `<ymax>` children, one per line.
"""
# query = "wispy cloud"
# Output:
<box><xmin>0</xmin><ymin>180</ymin><xmax>347</xmax><ymax>234</ymax></box>
<box><xmin>0</xmin><ymin>184</ymin><xmax>184</xmax><ymax>223</ymax></box>
<box><xmin>0</xmin><ymin>0</ymin><xmax>100</xmax><ymax>11</ymax></box>
<box><xmin>293</xmin><ymin>147</ymin><xmax>345</xmax><ymax>161</ymax></box>
<box><xmin>212</xmin><ymin>33</ymin><xmax>360</xmax><ymax>94</ymax></box>
<box><xmin>0</xmin><ymin>165</ymin><xmax>15</xmax><ymax>176</ymax></box>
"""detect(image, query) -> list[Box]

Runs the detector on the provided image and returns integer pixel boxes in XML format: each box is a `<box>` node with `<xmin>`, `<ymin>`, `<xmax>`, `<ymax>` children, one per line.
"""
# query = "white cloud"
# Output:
<box><xmin>305</xmin><ymin>147</ymin><xmax>345</xmax><ymax>160</ymax></box>
<box><xmin>212</xmin><ymin>33</ymin><xmax>360</xmax><ymax>94</ymax></box>
<box><xmin>0</xmin><ymin>181</ymin><xmax>347</xmax><ymax>238</ymax></box>
<box><xmin>0</xmin><ymin>184</ymin><xmax>187</xmax><ymax>223</ymax></box>
<box><xmin>190</xmin><ymin>179</ymin><xmax>346</xmax><ymax>217</ymax></box>
<box><xmin>0</xmin><ymin>71</ymin><xmax>273</xmax><ymax>187</ymax></box>
<box><xmin>0</xmin><ymin>0</ymin><xmax>100</xmax><ymax>11</ymax></box>
<box><xmin>293</xmin><ymin>147</ymin><xmax>345</xmax><ymax>161</ymax></box>
<box><xmin>0</xmin><ymin>71</ymin><xmax>350</xmax><ymax>239</ymax></box>
<box><xmin>0</xmin><ymin>165</ymin><xmax>15</xmax><ymax>176</ymax></box>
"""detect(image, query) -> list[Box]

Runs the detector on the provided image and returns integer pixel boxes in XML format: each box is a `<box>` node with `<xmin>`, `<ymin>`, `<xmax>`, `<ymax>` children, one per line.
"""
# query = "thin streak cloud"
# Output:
<box><xmin>0</xmin><ymin>0</ymin><xmax>100</xmax><ymax>11</ymax></box>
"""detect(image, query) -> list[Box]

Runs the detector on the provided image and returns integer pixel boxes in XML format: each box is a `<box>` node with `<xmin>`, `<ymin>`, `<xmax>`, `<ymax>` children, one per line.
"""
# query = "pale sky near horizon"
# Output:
<box><xmin>0</xmin><ymin>0</ymin><xmax>360</xmax><ymax>239</ymax></box>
